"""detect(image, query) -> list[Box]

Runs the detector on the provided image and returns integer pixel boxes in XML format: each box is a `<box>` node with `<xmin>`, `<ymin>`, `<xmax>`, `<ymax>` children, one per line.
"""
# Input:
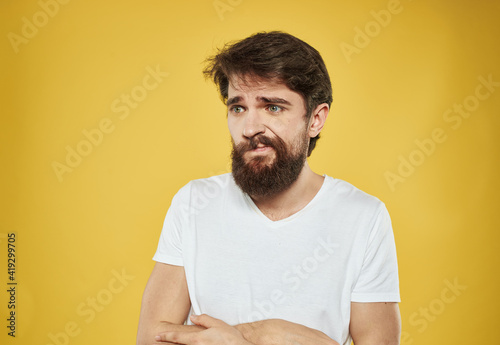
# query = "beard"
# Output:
<box><xmin>231</xmin><ymin>132</ymin><xmax>309</xmax><ymax>198</ymax></box>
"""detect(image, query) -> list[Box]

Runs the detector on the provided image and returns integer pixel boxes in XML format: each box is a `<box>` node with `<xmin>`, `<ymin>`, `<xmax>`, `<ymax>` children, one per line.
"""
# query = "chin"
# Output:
<box><xmin>246</xmin><ymin>156</ymin><xmax>275</xmax><ymax>169</ymax></box>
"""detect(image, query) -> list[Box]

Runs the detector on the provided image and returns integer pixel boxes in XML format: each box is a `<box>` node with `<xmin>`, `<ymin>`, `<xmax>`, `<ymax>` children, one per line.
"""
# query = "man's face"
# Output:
<box><xmin>227</xmin><ymin>75</ymin><xmax>311</xmax><ymax>197</ymax></box>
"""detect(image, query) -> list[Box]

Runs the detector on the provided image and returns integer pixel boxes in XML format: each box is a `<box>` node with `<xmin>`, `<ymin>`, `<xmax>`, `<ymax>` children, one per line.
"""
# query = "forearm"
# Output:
<box><xmin>137</xmin><ymin>263</ymin><xmax>195</xmax><ymax>345</ymax></box>
<box><xmin>236</xmin><ymin>319</ymin><xmax>339</xmax><ymax>345</ymax></box>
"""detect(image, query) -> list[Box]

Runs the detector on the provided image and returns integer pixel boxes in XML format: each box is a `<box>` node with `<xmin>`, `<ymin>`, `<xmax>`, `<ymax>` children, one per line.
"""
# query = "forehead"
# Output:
<box><xmin>227</xmin><ymin>75</ymin><xmax>304</xmax><ymax>105</ymax></box>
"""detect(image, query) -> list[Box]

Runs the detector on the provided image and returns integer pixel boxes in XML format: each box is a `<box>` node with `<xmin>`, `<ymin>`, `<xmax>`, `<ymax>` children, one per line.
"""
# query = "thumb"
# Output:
<box><xmin>190</xmin><ymin>314</ymin><xmax>227</xmax><ymax>328</ymax></box>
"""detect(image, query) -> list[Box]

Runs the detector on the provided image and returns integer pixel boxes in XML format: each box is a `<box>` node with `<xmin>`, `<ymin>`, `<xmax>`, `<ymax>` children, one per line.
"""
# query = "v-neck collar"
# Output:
<box><xmin>241</xmin><ymin>175</ymin><xmax>330</xmax><ymax>227</ymax></box>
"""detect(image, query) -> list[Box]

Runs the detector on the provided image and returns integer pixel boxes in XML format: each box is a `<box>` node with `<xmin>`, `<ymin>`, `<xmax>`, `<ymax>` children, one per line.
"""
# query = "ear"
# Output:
<box><xmin>307</xmin><ymin>103</ymin><xmax>329</xmax><ymax>138</ymax></box>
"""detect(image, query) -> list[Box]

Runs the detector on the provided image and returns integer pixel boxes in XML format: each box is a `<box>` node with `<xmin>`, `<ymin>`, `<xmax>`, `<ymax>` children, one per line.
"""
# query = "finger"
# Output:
<box><xmin>155</xmin><ymin>331</ymin><xmax>197</xmax><ymax>344</ymax></box>
<box><xmin>153</xmin><ymin>339</ymin><xmax>180</xmax><ymax>345</ymax></box>
<box><xmin>190</xmin><ymin>314</ymin><xmax>227</xmax><ymax>328</ymax></box>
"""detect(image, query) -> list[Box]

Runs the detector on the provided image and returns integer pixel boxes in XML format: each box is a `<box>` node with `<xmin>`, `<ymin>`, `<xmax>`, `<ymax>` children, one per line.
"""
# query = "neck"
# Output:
<box><xmin>249</xmin><ymin>161</ymin><xmax>324</xmax><ymax>221</ymax></box>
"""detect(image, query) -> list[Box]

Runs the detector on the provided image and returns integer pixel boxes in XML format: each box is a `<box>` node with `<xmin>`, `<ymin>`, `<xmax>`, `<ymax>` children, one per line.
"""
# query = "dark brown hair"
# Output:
<box><xmin>203</xmin><ymin>31</ymin><xmax>332</xmax><ymax>156</ymax></box>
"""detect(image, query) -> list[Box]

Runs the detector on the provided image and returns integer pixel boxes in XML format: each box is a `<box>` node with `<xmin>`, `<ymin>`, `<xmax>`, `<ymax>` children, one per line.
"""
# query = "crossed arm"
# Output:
<box><xmin>137</xmin><ymin>263</ymin><xmax>401</xmax><ymax>345</ymax></box>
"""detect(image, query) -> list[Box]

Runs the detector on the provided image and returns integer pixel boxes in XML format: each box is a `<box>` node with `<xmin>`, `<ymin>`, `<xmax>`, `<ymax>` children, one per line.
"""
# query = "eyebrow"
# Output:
<box><xmin>226</xmin><ymin>96</ymin><xmax>292</xmax><ymax>106</ymax></box>
<box><xmin>258</xmin><ymin>97</ymin><xmax>292</xmax><ymax>105</ymax></box>
<box><xmin>226</xmin><ymin>96</ymin><xmax>241</xmax><ymax>106</ymax></box>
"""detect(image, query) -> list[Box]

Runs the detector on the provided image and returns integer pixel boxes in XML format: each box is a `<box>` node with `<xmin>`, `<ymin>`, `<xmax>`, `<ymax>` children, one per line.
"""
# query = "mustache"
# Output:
<box><xmin>236</xmin><ymin>135</ymin><xmax>278</xmax><ymax>152</ymax></box>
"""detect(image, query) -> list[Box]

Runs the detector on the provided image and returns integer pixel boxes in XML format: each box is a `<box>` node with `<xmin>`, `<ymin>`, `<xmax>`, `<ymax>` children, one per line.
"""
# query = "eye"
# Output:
<box><xmin>230</xmin><ymin>106</ymin><xmax>244</xmax><ymax>114</ymax></box>
<box><xmin>268</xmin><ymin>105</ymin><xmax>283</xmax><ymax>113</ymax></box>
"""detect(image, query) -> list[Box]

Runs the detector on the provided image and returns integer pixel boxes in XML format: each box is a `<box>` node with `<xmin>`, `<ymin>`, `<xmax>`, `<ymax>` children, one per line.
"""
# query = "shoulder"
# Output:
<box><xmin>173</xmin><ymin>173</ymin><xmax>235</xmax><ymax>203</ymax></box>
<box><xmin>188</xmin><ymin>172</ymin><xmax>233</xmax><ymax>187</ymax></box>
<box><xmin>323</xmin><ymin>175</ymin><xmax>387</xmax><ymax>215</ymax></box>
<box><xmin>185</xmin><ymin>173</ymin><xmax>234</xmax><ymax>194</ymax></box>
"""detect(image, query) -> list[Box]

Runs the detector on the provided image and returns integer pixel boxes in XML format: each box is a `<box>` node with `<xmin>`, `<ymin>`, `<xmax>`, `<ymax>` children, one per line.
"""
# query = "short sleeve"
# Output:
<box><xmin>152</xmin><ymin>183</ymin><xmax>191</xmax><ymax>266</ymax></box>
<box><xmin>351</xmin><ymin>203</ymin><xmax>400</xmax><ymax>302</ymax></box>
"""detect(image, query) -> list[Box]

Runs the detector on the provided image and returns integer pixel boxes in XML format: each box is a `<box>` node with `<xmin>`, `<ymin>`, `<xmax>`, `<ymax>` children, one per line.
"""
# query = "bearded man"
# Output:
<box><xmin>137</xmin><ymin>31</ymin><xmax>401</xmax><ymax>345</ymax></box>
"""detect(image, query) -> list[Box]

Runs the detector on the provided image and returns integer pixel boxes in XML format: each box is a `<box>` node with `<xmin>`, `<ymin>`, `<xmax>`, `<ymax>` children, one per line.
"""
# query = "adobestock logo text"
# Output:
<box><xmin>7</xmin><ymin>0</ymin><xmax>72</xmax><ymax>54</ymax></box>
<box><xmin>52</xmin><ymin>65</ymin><xmax>169</xmax><ymax>182</ymax></box>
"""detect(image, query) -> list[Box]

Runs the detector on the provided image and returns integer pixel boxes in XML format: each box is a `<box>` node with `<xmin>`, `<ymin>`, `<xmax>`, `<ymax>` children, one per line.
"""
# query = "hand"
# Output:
<box><xmin>155</xmin><ymin>314</ymin><xmax>254</xmax><ymax>345</ymax></box>
<box><xmin>236</xmin><ymin>319</ymin><xmax>339</xmax><ymax>345</ymax></box>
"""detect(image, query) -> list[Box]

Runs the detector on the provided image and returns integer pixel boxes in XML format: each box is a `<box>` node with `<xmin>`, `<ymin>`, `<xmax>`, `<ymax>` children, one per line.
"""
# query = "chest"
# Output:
<box><xmin>184</xmin><ymin>218</ymin><xmax>360</xmax><ymax>321</ymax></box>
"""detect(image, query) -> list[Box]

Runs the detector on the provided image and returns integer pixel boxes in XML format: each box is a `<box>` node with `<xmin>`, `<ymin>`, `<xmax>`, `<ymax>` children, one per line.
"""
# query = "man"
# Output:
<box><xmin>137</xmin><ymin>31</ymin><xmax>401</xmax><ymax>345</ymax></box>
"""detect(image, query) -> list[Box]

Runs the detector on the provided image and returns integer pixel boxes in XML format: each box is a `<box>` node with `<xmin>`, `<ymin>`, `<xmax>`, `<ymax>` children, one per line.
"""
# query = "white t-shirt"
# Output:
<box><xmin>153</xmin><ymin>173</ymin><xmax>400</xmax><ymax>345</ymax></box>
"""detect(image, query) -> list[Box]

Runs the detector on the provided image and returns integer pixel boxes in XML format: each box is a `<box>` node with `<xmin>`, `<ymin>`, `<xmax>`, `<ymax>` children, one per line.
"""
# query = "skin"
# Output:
<box><xmin>226</xmin><ymin>75</ymin><xmax>329</xmax><ymax>221</ymax></box>
<box><xmin>350</xmin><ymin>302</ymin><xmax>401</xmax><ymax>345</ymax></box>
<box><xmin>137</xmin><ymin>75</ymin><xmax>401</xmax><ymax>345</ymax></box>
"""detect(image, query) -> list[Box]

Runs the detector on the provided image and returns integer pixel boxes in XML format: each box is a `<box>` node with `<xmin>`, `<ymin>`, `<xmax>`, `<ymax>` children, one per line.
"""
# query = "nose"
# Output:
<box><xmin>242</xmin><ymin>109</ymin><xmax>265</xmax><ymax>138</ymax></box>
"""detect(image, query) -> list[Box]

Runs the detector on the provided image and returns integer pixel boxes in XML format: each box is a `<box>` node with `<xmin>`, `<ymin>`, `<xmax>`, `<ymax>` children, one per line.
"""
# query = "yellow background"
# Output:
<box><xmin>1</xmin><ymin>0</ymin><xmax>499</xmax><ymax>344</ymax></box>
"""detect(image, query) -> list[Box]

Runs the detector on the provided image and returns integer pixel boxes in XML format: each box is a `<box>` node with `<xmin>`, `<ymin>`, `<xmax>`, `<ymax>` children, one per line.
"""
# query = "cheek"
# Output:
<box><xmin>227</xmin><ymin>118</ymin><xmax>240</xmax><ymax>142</ymax></box>
<box><xmin>267</xmin><ymin>116</ymin><xmax>288</xmax><ymax>134</ymax></box>
<box><xmin>265</xmin><ymin>116</ymin><xmax>292</xmax><ymax>141</ymax></box>
<box><xmin>284</xmin><ymin>126</ymin><xmax>310</xmax><ymax>149</ymax></box>
<box><xmin>271</xmin><ymin>119</ymin><xmax>304</xmax><ymax>141</ymax></box>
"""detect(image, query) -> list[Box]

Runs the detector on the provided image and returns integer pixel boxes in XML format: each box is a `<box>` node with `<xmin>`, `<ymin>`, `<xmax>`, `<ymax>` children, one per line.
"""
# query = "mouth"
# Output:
<box><xmin>249</xmin><ymin>144</ymin><xmax>273</xmax><ymax>153</ymax></box>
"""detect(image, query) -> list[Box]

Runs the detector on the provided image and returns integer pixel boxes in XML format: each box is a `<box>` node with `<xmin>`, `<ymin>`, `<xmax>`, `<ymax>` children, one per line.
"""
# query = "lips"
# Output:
<box><xmin>251</xmin><ymin>137</ymin><xmax>274</xmax><ymax>148</ymax></box>
<box><xmin>248</xmin><ymin>142</ymin><xmax>274</xmax><ymax>152</ymax></box>
<box><xmin>251</xmin><ymin>146</ymin><xmax>271</xmax><ymax>152</ymax></box>
<box><xmin>238</xmin><ymin>135</ymin><xmax>277</xmax><ymax>154</ymax></box>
